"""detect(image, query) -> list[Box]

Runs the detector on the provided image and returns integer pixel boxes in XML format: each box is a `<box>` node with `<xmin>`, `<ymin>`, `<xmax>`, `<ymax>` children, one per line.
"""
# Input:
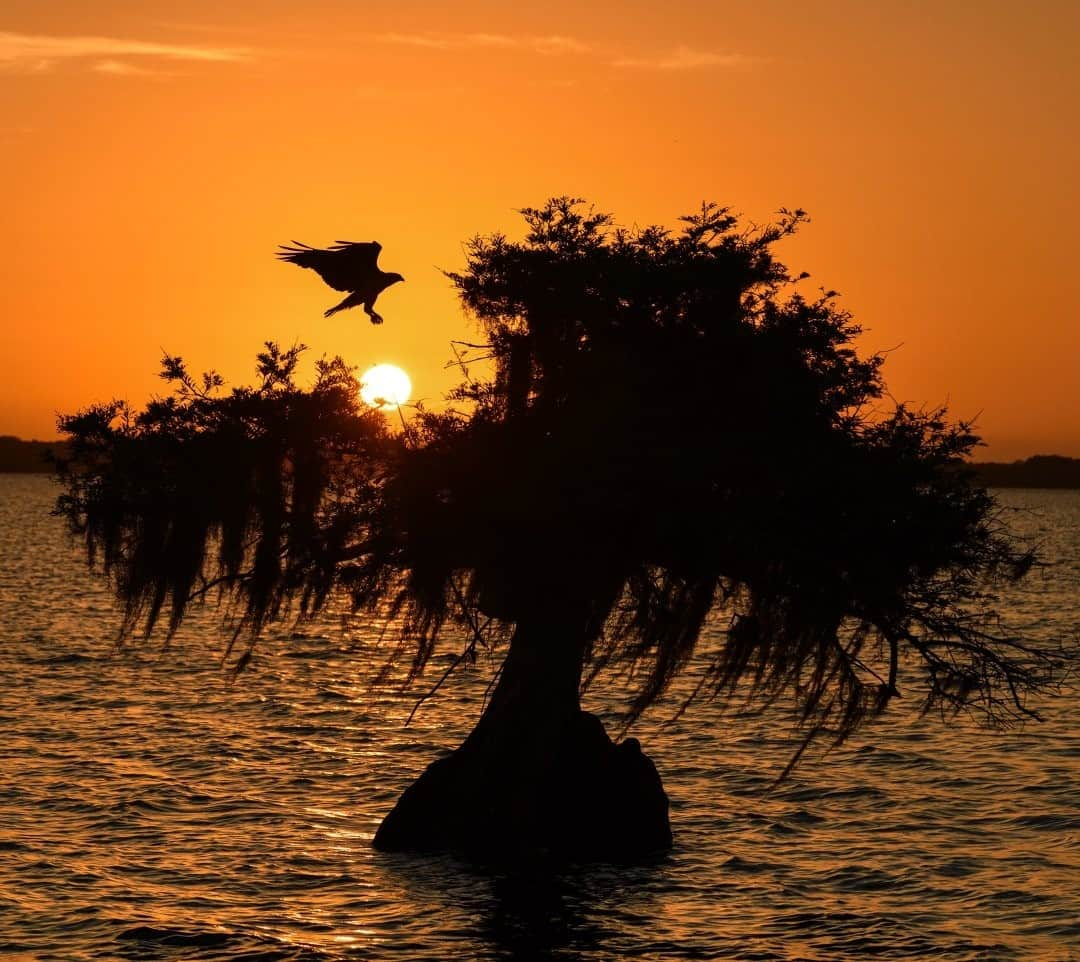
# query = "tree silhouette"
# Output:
<box><xmin>55</xmin><ymin>198</ymin><xmax>1071</xmax><ymax>858</ymax></box>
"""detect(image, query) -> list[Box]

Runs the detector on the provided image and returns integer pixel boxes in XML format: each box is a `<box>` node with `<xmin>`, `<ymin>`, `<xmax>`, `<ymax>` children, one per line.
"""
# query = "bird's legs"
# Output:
<box><xmin>322</xmin><ymin>292</ymin><xmax>383</xmax><ymax>324</ymax></box>
<box><xmin>324</xmin><ymin>292</ymin><xmax>361</xmax><ymax>318</ymax></box>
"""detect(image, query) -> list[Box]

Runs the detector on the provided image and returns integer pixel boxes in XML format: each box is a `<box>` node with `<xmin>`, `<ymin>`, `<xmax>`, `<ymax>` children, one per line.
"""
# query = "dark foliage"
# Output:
<box><xmin>55</xmin><ymin>345</ymin><xmax>396</xmax><ymax>661</ymax></box>
<box><xmin>56</xmin><ymin>198</ymin><xmax>1074</xmax><ymax>762</ymax></box>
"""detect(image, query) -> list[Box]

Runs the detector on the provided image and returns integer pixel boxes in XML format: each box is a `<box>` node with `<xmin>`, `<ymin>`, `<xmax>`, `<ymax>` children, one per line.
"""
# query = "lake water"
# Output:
<box><xmin>1</xmin><ymin>475</ymin><xmax>1077</xmax><ymax>961</ymax></box>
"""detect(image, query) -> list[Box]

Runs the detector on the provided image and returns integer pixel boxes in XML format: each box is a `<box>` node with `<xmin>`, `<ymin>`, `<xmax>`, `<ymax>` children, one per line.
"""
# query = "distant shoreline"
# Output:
<box><xmin>2</xmin><ymin>435</ymin><xmax>1078</xmax><ymax>488</ymax></box>
<box><xmin>0</xmin><ymin>437</ymin><xmax>68</xmax><ymax>474</ymax></box>
<box><xmin>966</xmin><ymin>454</ymin><xmax>1080</xmax><ymax>489</ymax></box>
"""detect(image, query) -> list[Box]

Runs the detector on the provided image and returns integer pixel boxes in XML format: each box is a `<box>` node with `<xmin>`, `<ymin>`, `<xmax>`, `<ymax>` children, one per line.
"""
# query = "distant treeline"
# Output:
<box><xmin>969</xmin><ymin>455</ymin><xmax>1080</xmax><ymax>489</ymax></box>
<box><xmin>0</xmin><ymin>436</ymin><xmax>68</xmax><ymax>473</ymax></box>
<box><xmin>1</xmin><ymin>435</ymin><xmax>1078</xmax><ymax>487</ymax></box>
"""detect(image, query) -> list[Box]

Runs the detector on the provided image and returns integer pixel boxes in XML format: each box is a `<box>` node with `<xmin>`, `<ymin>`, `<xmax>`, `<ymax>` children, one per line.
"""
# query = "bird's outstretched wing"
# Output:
<box><xmin>276</xmin><ymin>240</ymin><xmax>383</xmax><ymax>293</ymax></box>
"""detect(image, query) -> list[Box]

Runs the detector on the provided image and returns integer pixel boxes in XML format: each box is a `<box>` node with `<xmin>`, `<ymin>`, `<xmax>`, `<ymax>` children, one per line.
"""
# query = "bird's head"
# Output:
<box><xmin>387</xmin><ymin>272</ymin><xmax>405</xmax><ymax>286</ymax></box>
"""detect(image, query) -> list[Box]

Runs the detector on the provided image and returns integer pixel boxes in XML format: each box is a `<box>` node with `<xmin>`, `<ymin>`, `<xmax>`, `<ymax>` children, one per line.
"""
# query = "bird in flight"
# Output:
<box><xmin>277</xmin><ymin>240</ymin><xmax>404</xmax><ymax>324</ymax></box>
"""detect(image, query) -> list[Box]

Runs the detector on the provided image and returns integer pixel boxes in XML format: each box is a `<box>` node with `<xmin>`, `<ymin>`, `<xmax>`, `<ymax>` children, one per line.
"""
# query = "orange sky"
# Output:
<box><xmin>2</xmin><ymin>1</ymin><xmax>1078</xmax><ymax>459</ymax></box>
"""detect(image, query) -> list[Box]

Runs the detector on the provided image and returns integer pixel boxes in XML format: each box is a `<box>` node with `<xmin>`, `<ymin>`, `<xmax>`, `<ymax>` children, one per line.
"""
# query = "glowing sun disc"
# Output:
<box><xmin>360</xmin><ymin>364</ymin><xmax>411</xmax><ymax>410</ymax></box>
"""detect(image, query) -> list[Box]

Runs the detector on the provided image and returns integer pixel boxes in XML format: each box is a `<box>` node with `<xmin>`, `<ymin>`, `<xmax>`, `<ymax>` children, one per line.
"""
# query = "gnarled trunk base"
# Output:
<box><xmin>375</xmin><ymin>608</ymin><xmax>672</xmax><ymax>859</ymax></box>
<box><xmin>374</xmin><ymin>709</ymin><xmax>672</xmax><ymax>859</ymax></box>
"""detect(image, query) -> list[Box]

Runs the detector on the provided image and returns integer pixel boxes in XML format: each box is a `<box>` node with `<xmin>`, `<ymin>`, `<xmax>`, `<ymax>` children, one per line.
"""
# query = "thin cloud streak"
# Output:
<box><xmin>612</xmin><ymin>47</ymin><xmax>750</xmax><ymax>70</ymax></box>
<box><xmin>373</xmin><ymin>33</ymin><xmax>745</xmax><ymax>70</ymax></box>
<box><xmin>533</xmin><ymin>35</ymin><xmax>591</xmax><ymax>55</ymax></box>
<box><xmin>375</xmin><ymin>32</ymin><xmax>590</xmax><ymax>55</ymax></box>
<box><xmin>92</xmin><ymin>59</ymin><xmax>157</xmax><ymax>77</ymax></box>
<box><xmin>0</xmin><ymin>30</ymin><xmax>250</xmax><ymax>73</ymax></box>
<box><xmin>376</xmin><ymin>32</ymin><xmax>510</xmax><ymax>50</ymax></box>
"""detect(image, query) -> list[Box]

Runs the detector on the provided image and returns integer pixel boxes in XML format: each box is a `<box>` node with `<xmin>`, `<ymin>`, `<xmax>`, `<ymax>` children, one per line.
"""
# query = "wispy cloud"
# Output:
<box><xmin>612</xmin><ymin>47</ymin><xmax>750</xmax><ymax>71</ymax></box>
<box><xmin>0</xmin><ymin>30</ymin><xmax>250</xmax><ymax>74</ymax></box>
<box><xmin>373</xmin><ymin>33</ymin><xmax>748</xmax><ymax>72</ymax></box>
<box><xmin>92</xmin><ymin>59</ymin><xmax>157</xmax><ymax>77</ymax></box>
<box><xmin>375</xmin><ymin>32</ymin><xmax>591</xmax><ymax>55</ymax></box>
<box><xmin>376</xmin><ymin>32</ymin><xmax>511</xmax><ymax>50</ymax></box>
<box><xmin>533</xmin><ymin>35</ymin><xmax>591</xmax><ymax>55</ymax></box>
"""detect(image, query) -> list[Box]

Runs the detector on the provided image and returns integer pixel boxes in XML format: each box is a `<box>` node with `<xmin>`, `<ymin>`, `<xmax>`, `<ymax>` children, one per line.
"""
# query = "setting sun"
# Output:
<box><xmin>359</xmin><ymin>364</ymin><xmax>411</xmax><ymax>410</ymax></box>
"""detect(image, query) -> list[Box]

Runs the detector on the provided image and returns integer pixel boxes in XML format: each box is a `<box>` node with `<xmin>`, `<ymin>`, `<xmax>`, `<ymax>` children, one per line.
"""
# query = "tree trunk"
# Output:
<box><xmin>373</xmin><ymin>611</ymin><xmax>673</xmax><ymax>859</ymax></box>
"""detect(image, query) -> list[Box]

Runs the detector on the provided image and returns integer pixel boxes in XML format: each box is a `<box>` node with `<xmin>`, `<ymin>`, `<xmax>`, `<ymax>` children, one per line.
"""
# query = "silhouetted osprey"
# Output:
<box><xmin>277</xmin><ymin>240</ymin><xmax>404</xmax><ymax>324</ymax></box>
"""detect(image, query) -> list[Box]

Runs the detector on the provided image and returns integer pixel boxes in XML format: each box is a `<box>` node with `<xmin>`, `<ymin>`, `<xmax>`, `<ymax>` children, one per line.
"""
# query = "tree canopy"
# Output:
<box><xmin>56</xmin><ymin>198</ymin><xmax>1070</xmax><ymax>768</ymax></box>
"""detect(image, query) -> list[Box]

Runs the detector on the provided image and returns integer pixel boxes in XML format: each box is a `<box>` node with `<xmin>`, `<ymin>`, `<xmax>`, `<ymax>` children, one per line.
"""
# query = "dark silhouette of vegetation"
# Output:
<box><xmin>55</xmin><ymin>198</ymin><xmax>1074</xmax><ymax>857</ymax></box>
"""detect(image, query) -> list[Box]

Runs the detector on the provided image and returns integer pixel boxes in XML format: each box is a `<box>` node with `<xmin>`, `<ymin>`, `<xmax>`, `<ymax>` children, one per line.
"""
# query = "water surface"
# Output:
<box><xmin>1</xmin><ymin>476</ymin><xmax>1077</xmax><ymax>960</ymax></box>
